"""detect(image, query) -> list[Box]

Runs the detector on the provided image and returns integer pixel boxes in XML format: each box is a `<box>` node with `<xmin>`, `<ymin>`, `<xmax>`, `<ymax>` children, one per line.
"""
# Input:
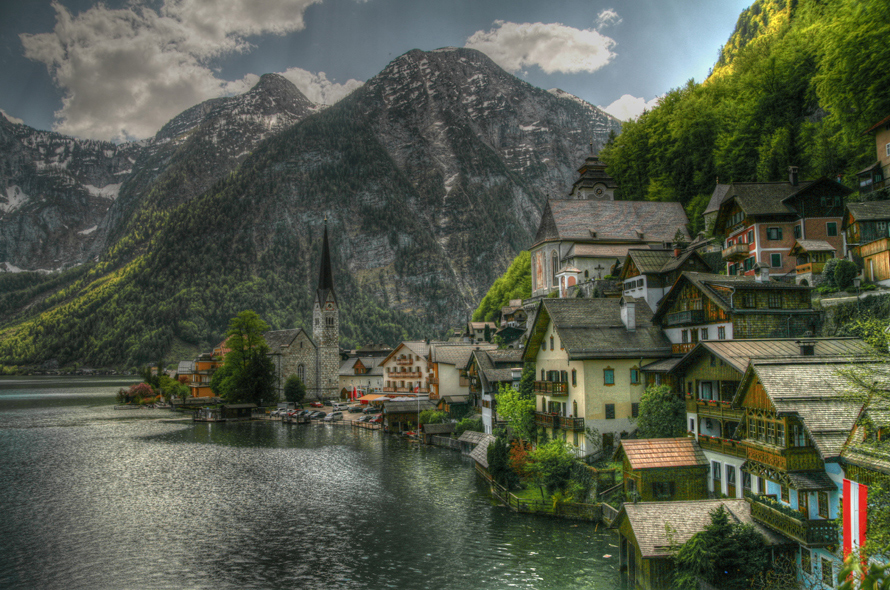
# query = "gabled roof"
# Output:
<box><xmin>621</xmin><ymin>248</ymin><xmax>709</xmax><ymax>279</ymax></box>
<box><xmin>651</xmin><ymin>272</ymin><xmax>812</xmax><ymax>322</ymax></box>
<box><xmin>468</xmin><ymin>434</ymin><xmax>498</xmax><ymax>468</ymax></box>
<box><xmin>523</xmin><ymin>298</ymin><xmax>672</xmax><ymax>362</ymax></box>
<box><xmin>713</xmin><ymin>178</ymin><xmax>852</xmax><ymax>227</ymax></box>
<box><xmin>614</xmin><ymin>500</ymin><xmax>788</xmax><ymax>559</ymax></box>
<box><xmin>615</xmin><ymin>438</ymin><xmax>708</xmax><ymax>470</ymax></box>
<box><xmin>704</xmin><ymin>183</ymin><xmax>731</xmax><ymax>215</ymax></box>
<box><xmin>458</xmin><ymin>431</ymin><xmax>492</xmax><ymax>445</ymax></box>
<box><xmin>734</xmin><ymin>358</ymin><xmax>887</xmax><ymax>460</ymax></box>
<box><xmin>380</xmin><ymin>341</ymin><xmax>432</xmax><ymax>365</ymax></box>
<box><xmin>788</xmin><ymin>240</ymin><xmax>836</xmax><ymax>256</ymax></box>
<box><xmin>264</xmin><ymin>328</ymin><xmax>314</xmax><ymax>350</ymax></box>
<box><xmin>339</xmin><ymin>356</ymin><xmax>384</xmax><ymax>376</ymax></box>
<box><xmin>431</xmin><ymin>342</ymin><xmax>497</xmax><ymax>367</ymax></box>
<box><xmin>467</xmin><ymin>349</ymin><xmax>523</xmax><ymax>392</ymax></box>
<box><xmin>533</xmin><ymin>199</ymin><xmax>690</xmax><ymax>247</ymax></box>
<box><xmin>846</xmin><ymin>201</ymin><xmax>890</xmax><ymax>223</ymax></box>
<box><xmin>669</xmin><ymin>338</ymin><xmax>872</xmax><ymax>375</ymax></box>
<box><xmin>177</xmin><ymin>360</ymin><xmax>195</xmax><ymax>374</ymax></box>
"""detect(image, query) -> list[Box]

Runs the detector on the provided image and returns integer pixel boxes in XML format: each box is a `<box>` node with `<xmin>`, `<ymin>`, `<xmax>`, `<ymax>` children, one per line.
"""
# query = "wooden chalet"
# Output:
<box><xmin>614</xmin><ymin>499</ymin><xmax>788</xmax><ymax>590</ymax></box>
<box><xmin>381</xmin><ymin>399</ymin><xmax>436</xmax><ymax>432</ymax></box>
<box><xmin>650</xmin><ymin>271</ymin><xmax>819</xmax><ymax>355</ymax></box>
<box><xmin>619</xmin><ymin>246</ymin><xmax>712</xmax><ymax>312</ymax></box>
<box><xmin>787</xmin><ymin>239</ymin><xmax>836</xmax><ymax>287</ymax></box>
<box><xmin>856</xmin><ymin>113</ymin><xmax>890</xmax><ymax>196</ymax></box>
<box><xmin>465</xmin><ymin>348</ymin><xmax>523</xmax><ymax>434</ymax></box>
<box><xmin>613</xmin><ymin>438</ymin><xmax>709</xmax><ymax>502</ymax></box>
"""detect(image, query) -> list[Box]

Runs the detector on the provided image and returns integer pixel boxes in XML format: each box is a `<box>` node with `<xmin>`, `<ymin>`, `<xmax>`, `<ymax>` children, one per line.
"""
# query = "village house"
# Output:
<box><xmin>712</xmin><ymin>168</ymin><xmax>852</xmax><ymax>278</ymax></box>
<box><xmin>378</xmin><ymin>341</ymin><xmax>432</xmax><ymax>395</ymax></box>
<box><xmin>844</xmin><ymin>201</ymin><xmax>890</xmax><ymax>284</ymax></box>
<box><xmin>613</xmin><ymin>499</ymin><xmax>787</xmax><ymax>590</ymax></box>
<box><xmin>650</xmin><ymin>269</ymin><xmax>820</xmax><ymax>355</ymax></box>
<box><xmin>465</xmin><ymin>348</ymin><xmax>524</xmax><ymax>434</ymax></box>
<box><xmin>463</xmin><ymin>321</ymin><xmax>497</xmax><ymax>343</ymax></box>
<box><xmin>618</xmin><ymin>245</ymin><xmax>713</xmax><ymax>312</ymax></box>
<box><xmin>338</xmin><ymin>355</ymin><xmax>384</xmax><ymax>397</ymax></box>
<box><xmin>855</xmin><ymin>113</ymin><xmax>890</xmax><ymax>196</ymax></box>
<box><xmin>523</xmin><ymin>297</ymin><xmax>672</xmax><ymax>456</ymax></box>
<box><xmin>658</xmin><ymin>337</ymin><xmax>871</xmax><ymax>499</ymax></box>
<box><xmin>613</xmin><ymin>438</ymin><xmax>710</xmax><ymax>503</ymax></box>
<box><xmin>787</xmin><ymin>239</ymin><xmax>837</xmax><ymax>287</ymax></box>
<box><xmin>428</xmin><ymin>342</ymin><xmax>496</xmax><ymax>402</ymax></box>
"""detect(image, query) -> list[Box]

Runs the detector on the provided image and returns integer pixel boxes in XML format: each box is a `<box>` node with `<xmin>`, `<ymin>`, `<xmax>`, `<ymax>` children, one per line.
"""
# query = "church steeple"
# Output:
<box><xmin>316</xmin><ymin>218</ymin><xmax>336</xmax><ymax>307</ymax></box>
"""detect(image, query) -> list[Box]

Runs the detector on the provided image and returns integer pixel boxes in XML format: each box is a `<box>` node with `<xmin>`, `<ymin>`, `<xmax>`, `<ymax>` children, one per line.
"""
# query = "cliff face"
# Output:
<box><xmin>0</xmin><ymin>48</ymin><xmax>621</xmax><ymax>366</ymax></box>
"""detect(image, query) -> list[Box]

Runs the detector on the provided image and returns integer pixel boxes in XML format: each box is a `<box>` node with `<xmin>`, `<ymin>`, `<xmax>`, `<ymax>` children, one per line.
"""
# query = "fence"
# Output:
<box><xmin>479</xmin><ymin>465</ymin><xmax>603</xmax><ymax>522</ymax></box>
<box><xmin>430</xmin><ymin>435</ymin><xmax>461</xmax><ymax>450</ymax></box>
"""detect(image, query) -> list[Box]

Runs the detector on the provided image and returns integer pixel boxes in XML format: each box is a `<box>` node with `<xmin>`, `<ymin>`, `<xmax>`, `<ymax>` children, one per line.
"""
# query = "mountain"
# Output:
<box><xmin>0</xmin><ymin>47</ymin><xmax>620</xmax><ymax>368</ymax></box>
<box><xmin>0</xmin><ymin>73</ymin><xmax>319</xmax><ymax>271</ymax></box>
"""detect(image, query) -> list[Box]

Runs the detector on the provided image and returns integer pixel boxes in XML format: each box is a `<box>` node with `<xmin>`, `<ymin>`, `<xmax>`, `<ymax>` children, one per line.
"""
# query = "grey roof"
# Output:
<box><xmin>672</xmin><ymin>338</ymin><xmax>873</xmax><ymax>375</ymax></box>
<box><xmin>615</xmin><ymin>500</ymin><xmax>788</xmax><ymax>559</ymax></box>
<box><xmin>339</xmin><ymin>356</ymin><xmax>384</xmax><ymax>376</ymax></box>
<box><xmin>737</xmin><ymin>358</ymin><xmax>887</xmax><ymax>460</ymax></box>
<box><xmin>469</xmin><ymin>349</ymin><xmax>523</xmax><ymax>393</ymax></box>
<box><xmin>525</xmin><ymin>298</ymin><xmax>672</xmax><ymax>361</ymax></box>
<box><xmin>458</xmin><ymin>431</ymin><xmax>491</xmax><ymax>445</ymax></box>
<box><xmin>783</xmin><ymin>470</ymin><xmax>837</xmax><ymax>492</ymax></box>
<box><xmin>789</xmin><ymin>240</ymin><xmax>836</xmax><ymax>255</ymax></box>
<box><xmin>534</xmin><ymin>199</ymin><xmax>690</xmax><ymax>246</ymax></box>
<box><xmin>432</xmin><ymin>342</ymin><xmax>497</xmax><ymax>367</ymax></box>
<box><xmin>469</xmin><ymin>434</ymin><xmax>498</xmax><ymax>468</ymax></box>
<box><xmin>641</xmin><ymin>357</ymin><xmax>683</xmax><ymax>373</ymax></box>
<box><xmin>177</xmin><ymin>360</ymin><xmax>195</xmax><ymax>374</ymax></box>
<box><xmin>847</xmin><ymin>201</ymin><xmax>890</xmax><ymax>222</ymax></box>
<box><xmin>264</xmin><ymin>329</ymin><xmax>311</xmax><ymax>350</ymax></box>
<box><xmin>725</xmin><ymin>181</ymin><xmax>814</xmax><ymax>216</ymax></box>
<box><xmin>383</xmin><ymin>400</ymin><xmax>437</xmax><ymax>414</ymax></box>
<box><xmin>624</xmin><ymin>248</ymin><xmax>709</xmax><ymax>278</ymax></box>
<box><xmin>704</xmin><ymin>184</ymin><xmax>732</xmax><ymax>215</ymax></box>
<box><xmin>422</xmin><ymin>423</ymin><xmax>456</xmax><ymax>435</ymax></box>
<box><xmin>441</xmin><ymin>395</ymin><xmax>469</xmax><ymax>404</ymax></box>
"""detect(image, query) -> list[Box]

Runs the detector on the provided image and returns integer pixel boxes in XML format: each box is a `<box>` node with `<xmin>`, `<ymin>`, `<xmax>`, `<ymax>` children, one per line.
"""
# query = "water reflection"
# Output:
<box><xmin>0</xmin><ymin>378</ymin><xmax>620</xmax><ymax>589</ymax></box>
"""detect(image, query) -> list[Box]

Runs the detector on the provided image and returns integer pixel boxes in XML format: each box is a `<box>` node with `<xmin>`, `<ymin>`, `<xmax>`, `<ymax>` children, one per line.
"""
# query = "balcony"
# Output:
<box><xmin>427</xmin><ymin>376</ymin><xmax>438</xmax><ymax>385</ymax></box>
<box><xmin>535</xmin><ymin>412</ymin><xmax>558</xmax><ymax>428</ymax></box>
<box><xmin>395</xmin><ymin>359</ymin><xmax>413</xmax><ymax>366</ymax></box>
<box><xmin>746</xmin><ymin>446</ymin><xmax>824</xmax><ymax>471</ymax></box>
<box><xmin>395</xmin><ymin>371</ymin><xmax>422</xmax><ymax>378</ymax></box>
<box><xmin>796</xmin><ymin>262</ymin><xmax>826</xmax><ymax>275</ymax></box>
<box><xmin>672</xmin><ymin>343</ymin><xmax>695</xmax><ymax>355</ymax></box>
<box><xmin>558</xmin><ymin>416</ymin><xmax>585</xmax><ymax>431</ymax></box>
<box><xmin>748</xmin><ymin>496</ymin><xmax>837</xmax><ymax>547</ymax></box>
<box><xmin>664</xmin><ymin>310</ymin><xmax>704</xmax><ymax>326</ymax></box>
<box><xmin>695</xmin><ymin>400</ymin><xmax>745</xmax><ymax>421</ymax></box>
<box><xmin>533</xmin><ymin>381</ymin><xmax>568</xmax><ymax>396</ymax></box>
<box><xmin>697</xmin><ymin>434</ymin><xmax>747</xmax><ymax>458</ymax></box>
<box><xmin>722</xmin><ymin>243</ymin><xmax>750</xmax><ymax>261</ymax></box>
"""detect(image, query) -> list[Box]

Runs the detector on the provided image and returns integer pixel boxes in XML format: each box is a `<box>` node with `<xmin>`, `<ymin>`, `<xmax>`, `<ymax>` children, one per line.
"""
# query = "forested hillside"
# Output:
<box><xmin>602</xmin><ymin>0</ymin><xmax>890</xmax><ymax>234</ymax></box>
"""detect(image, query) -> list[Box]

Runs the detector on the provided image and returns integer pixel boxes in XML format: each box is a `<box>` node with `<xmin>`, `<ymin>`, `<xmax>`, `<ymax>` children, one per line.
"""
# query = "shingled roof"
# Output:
<box><xmin>431</xmin><ymin>342</ymin><xmax>497</xmax><ymax>367</ymax></box>
<box><xmin>615</xmin><ymin>438</ymin><xmax>708</xmax><ymax>470</ymax></box>
<box><xmin>704</xmin><ymin>183</ymin><xmax>731</xmax><ymax>215</ymax></box>
<box><xmin>533</xmin><ymin>199</ymin><xmax>690</xmax><ymax>247</ymax></box>
<box><xmin>264</xmin><ymin>328</ymin><xmax>312</xmax><ymax>350</ymax></box>
<box><xmin>713</xmin><ymin>178</ymin><xmax>852</xmax><ymax>228</ymax></box>
<box><xmin>735</xmin><ymin>358</ymin><xmax>887</xmax><ymax>460</ymax></box>
<box><xmin>523</xmin><ymin>298</ymin><xmax>672</xmax><ymax>362</ymax></box>
<box><xmin>615</xmin><ymin>500</ymin><xmax>788</xmax><ymax>559</ymax></box>
<box><xmin>846</xmin><ymin>201</ymin><xmax>890</xmax><ymax>223</ymax></box>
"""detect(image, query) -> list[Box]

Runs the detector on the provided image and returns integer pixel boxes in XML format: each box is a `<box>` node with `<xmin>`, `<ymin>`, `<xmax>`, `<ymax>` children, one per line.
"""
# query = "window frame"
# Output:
<box><xmin>605</xmin><ymin>403</ymin><xmax>615</xmax><ymax>419</ymax></box>
<box><xmin>603</xmin><ymin>368</ymin><xmax>615</xmax><ymax>385</ymax></box>
<box><xmin>827</xmin><ymin>221</ymin><xmax>838</xmax><ymax>237</ymax></box>
<box><xmin>767</xmin><ymin>227</ymin><xmax>783</xmax><ymax>241</ymax></box>
<box><xmin>770</xmin><ymin>253</ymin><xmax>782</xmax><ymax>268</ymax></box>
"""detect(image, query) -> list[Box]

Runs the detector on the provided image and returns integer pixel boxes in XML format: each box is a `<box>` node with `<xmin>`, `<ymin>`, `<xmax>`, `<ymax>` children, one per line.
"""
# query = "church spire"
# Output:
<box><xmin>316</xmin><ymin>218</ymin><xmax>336</xmax><ymax>305</ymax></box>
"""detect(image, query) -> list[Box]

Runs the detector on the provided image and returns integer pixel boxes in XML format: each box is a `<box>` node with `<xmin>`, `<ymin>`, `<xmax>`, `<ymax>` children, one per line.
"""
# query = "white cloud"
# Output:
<box><xmin>596</xmin><ymin>9</ymin><xmax>622</xmax><ymax>30</ymax></box>
<box><xmin>278</xmin><ymin>68</ymin><xmax>363</xmax><ymax>105</ymax></box>
<box><xmin>20</xmin><ymin>0</ymin><xmax>323</xmax><ymax>141</ymax></box>
<box><xmin>0</xmin><ymin>109</ymin><xmax>24</xmax><ymax>125</ymax></box>
<box><xmin>465</xmin><ymin>20</ymin><xmax>616</xmax><ymax>75</ymax></box>
<box><xmin>601</xmin><ymin>94</ymin><xmax>661</xmax><ymax>121</ymax></box>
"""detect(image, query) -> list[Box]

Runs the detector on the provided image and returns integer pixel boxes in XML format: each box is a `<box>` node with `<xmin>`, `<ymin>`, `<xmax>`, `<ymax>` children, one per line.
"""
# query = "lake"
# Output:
<box><xmin>0</xmin><ymin>377</ymin><xmax>622</xmax><ymax>589</ymax></box>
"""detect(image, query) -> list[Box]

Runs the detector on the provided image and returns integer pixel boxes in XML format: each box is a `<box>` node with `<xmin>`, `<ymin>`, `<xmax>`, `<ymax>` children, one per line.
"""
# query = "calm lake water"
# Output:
<box><xmin>0</xmin><ymin>377</ymin><xmax>622</xmax><ymax>590</ymax></box>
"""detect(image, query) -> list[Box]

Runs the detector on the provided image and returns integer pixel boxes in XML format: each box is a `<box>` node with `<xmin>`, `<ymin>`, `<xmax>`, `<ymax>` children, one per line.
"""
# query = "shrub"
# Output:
<box><xmin>822</xmin><ymin>257</ymin><xmax>840</xmax><ymax>287</ymax></box>
<box><xmin>833</xmin><ymin>259</ymin><xmax>859</xmax><ymax>290</ymax></box>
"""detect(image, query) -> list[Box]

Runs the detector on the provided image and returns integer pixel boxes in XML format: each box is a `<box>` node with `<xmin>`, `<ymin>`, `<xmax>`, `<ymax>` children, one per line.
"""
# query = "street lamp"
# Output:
<box><xmin>853</xmin><ymin>276</ymin><xmax>862</xmax><ymax>311</ymax></box>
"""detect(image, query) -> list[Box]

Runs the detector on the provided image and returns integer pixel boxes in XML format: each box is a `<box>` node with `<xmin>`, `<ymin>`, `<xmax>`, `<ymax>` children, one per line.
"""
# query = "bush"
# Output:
<box><xmin>833</xmin><ymin>259</ymin><xmax>859</xmax><ymax>290</ymax></box>
<box><xmin>822</xmin><ymin>257</ymin><xmax>840</xmax><ymax>287</ymax></box>
<box><xmin>454</xmin><ymin>416</ymin><xmax>483</xmax><ymax>438</ymax></box>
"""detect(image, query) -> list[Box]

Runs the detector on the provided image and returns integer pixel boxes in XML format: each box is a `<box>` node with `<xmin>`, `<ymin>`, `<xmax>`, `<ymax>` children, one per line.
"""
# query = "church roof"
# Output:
<box><xmin>264</xmin><ymin>328</ymin><xmax>314</xmax><ymax>350</ymax></box>
<box><xmin>316</xmin><ymin>220</ymin><xmax>337</xmax><ymax>307</ymax></box>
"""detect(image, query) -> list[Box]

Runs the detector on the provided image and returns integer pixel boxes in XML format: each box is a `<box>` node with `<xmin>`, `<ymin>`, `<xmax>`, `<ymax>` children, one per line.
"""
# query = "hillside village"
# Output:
<box><xmin>157</xmin><ymin>115</ymin><xmax>890</xmax><ymax>589</ymax></box>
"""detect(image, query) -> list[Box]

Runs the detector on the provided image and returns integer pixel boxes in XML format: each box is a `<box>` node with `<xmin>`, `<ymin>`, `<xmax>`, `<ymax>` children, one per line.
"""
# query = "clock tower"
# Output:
<box><xmin>312</xmin><ymin>218</ymin><xmax>340</xmax><ymax>400</ymax></box>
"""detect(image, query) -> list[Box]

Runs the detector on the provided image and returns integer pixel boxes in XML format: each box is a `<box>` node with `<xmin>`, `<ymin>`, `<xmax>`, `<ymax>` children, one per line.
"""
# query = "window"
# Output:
<box><xmin>794</xmin><ymin>224</ymin><xmax>801</xmax><ymax>239</ymax></box>
<box><xmin>297</xmin><ymin>364</ymin><xmax>305</xmax><ymax>382</ymax></box>
<box><xmin>571</xmin><ymin>369</ymin><xmax>577</xmax><ymax>386</ymax></box>
<box><xmin>791</xmin><ymin>424</ymin><xmax>807</xmax><ymax>447</ymax></box>
<box><xmin>632</xmin><ymin>403</ymin><xmax>639</xmax><ymax>418</ymax></box>
<box><xmin>781</xmin><ymin>485</ymin><xmax>790</xmax><ymax>503</ymax></box>
<box><xmin>326</xmin><ymin>316</ymin><xmax>334</xmax><ymax>327</ymax></box>
<box><xmin>652</xmin><ymin>481</ymin><xmax>674</xmax><ymax>500</ymax></box>
<box><xmin>604</xmin><ymin>369</ymin><xmax>615</xmax><ymax>385</ymax></box>
<box><xmin>742</xmin><ymin>293</ymin><xmax>756</xmax><ymax>308</ymax></box>
<box><xmin>748</xmin><ymin>229</ymin><xmax>755</xmax><ymax>244</ymax></box>
<box><xmin>827</xmin><ymin>222</ymin><xmax>838</xmax><ymax>237</ymax></box>
<box><xmin>886</xmin><ymin>142</ymin><xmax>890</xmax><ymax>158</ymax></box>
<box><xmin>801</xmin><ymin>549</ymin><xmax>812</xmax><ymax>575</ymax></box>
<box><xmin>718</xmin><ymin>326</ymin><xmax>726</xmax><ymax>340</ymax></box>
<box><xmin>743</xmin><ymin>471</ymin><xmax>752</xmax><ymax>491</ymax></box>
<box><xmin>726</xmin><ymin>465</ymin><xmax>736</xmax><ymax>487</ymax></box>
<box><xmin>770</xmin><ymin>253</ymin><xmax>782</xmax><ymax>268</ymax></box>
<box><xmin>541</xmin><ymin>369</ymin><xmax>545</xmax><ymax>380</ymax></box>
<box><xmin>728</xmin><ymin>263</ymin><xmax>737</xmax><ymax>275</ymax></box>
<box><xmin>821</xmin><ymin>557</ymin><xmax>834</xmax><ymax>588</ymax></box>
<box><xmin>799</xmin><ymin>490</ymin><xmax>809</xmax><ymax>516</ymax></box>
<box><xmin>767</xmin><ymin>227</ymin><xmax>782</xmax><ymax>240</ymax></box>
<box><xmin>551</xmin><ymin>251</ymin><xmax>558</xmax><ymax>287</ymax></box>
<box><xmin>690</xmin><ymin>418</ymin><xmax>695</xmax><ymax>432</ymax></box>
<box><xmin>818</xmin><ymin>491</ymin><xmax>829</xmax><ymax>518</ymax></box>
<box><xmin>681</xmin><ymin>329</ymin><xmax>689</xmax><ymax>343</ymax></box>
<box><xmin>768</xmin><ymin>292</ymin><xmax>782</xmax><ymax>309</ymax></box>
<box><xmin>541</xmin><ymin>340</ymin><xmax>546</xmax><ymax>351</ymax></box>
<box><xmin>550</xmin><ymin>336</ymin><xmax>554</xmax><ymax>350</ymax></box>
<box><xmin>744</xmin><ymin>256</ymin><xmax>755</xmax><ymax>271</ymax></box>
<box><xmin>630</xmin><ymin>369</ymin><xmax>640</xmax><ymax>384</ymax></box>
<box><xmin>700</xmin><ymin>327</ymin><xmax>709</xmax><ymax>341</ymax></box>
<box><xmin>605</xmin><ymin>404</ymin><xmax>615</xmax><ymax>419</ymax></box>
<box><xmin>561</xmin><ymin>370</ymin><xmax>568</xmax><ymax>383</ymax></box>
<box><xmin>712</xmin><ymin>461</ymin><xmax>721</xmax><ymax>481</ymax></box>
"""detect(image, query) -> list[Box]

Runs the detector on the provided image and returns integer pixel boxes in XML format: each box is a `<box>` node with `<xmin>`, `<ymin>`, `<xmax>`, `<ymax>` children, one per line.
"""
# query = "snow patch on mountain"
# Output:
<box><xmin>83</xmin><ymin>183</ymin><xmax>121</xmax><ymax>200</ymax></box>
<box><xmin>2</xmin><ymin>185</ymin><xmax>28</xmax><ymax>213</ymax></box>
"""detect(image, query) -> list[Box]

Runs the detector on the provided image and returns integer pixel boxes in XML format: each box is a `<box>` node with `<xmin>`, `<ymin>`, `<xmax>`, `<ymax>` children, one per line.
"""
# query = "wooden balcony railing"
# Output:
<box><xmin>427</xmin><ymin>376</ymin><xmax>438</xmax><ymax>385</ymax></box>
<box><xmin>535</xmin><ymin>412</ymin><xmax>558</xmax><ymax>428</ymax></box>
<box><xmin>796</xmin><ymin>262</ymin><xmax>826</xmax><ymax>275</ymax></box>
<box><xmin>534</xmin><ymin>413</ymin><xmax>584</xmax><ymax>430</ymax></box>
<box><xmin>672</xmin><ymin>343</ymin><xmax>695</xmax><ymax>354</ymax></box>
<box><xmin>395</xmin><ymin>359</ymin><xmax>414</xmax><ymax>365</ymax></box>
<box><xmin>558</xmin><ymin>416</ymin><xmax>585</xmax><ymax>431</ymax></box>
<box><xmin>533</xmin><ymin>381</ymin><xmax>568</xmax><ymax>396</ymax></box>
<box><xmin>695</xmin><ymin>401</ymin><xmax>745</xmax><ymax>421</ymax></box>
<box><xmin>396</xmin><ymin>371</ymin><xmax>422</xmax><ymax>378</ymax></box>
<box><xmin>746</xmin><ymin>446</ymin><xmax>824</xmax><ymax>471</ymax></box>
<box><xmin>697</xmin><ymin>434</ymin><xmax>747</xmax><ymax>458</ymax></box>
<box><xmin>748</xmin><ymin>496</ymin><xmax>837</xmax><ymax>547</ymax></box>
<box><xmin>722</xmin><ymin>243</ymin><xmax>750</xmax><ymax>261</ymax></box>
<box><xmin>664</xmin><ymin>310</ymin><xmax>704</xmax><ymax>326</ymax></box>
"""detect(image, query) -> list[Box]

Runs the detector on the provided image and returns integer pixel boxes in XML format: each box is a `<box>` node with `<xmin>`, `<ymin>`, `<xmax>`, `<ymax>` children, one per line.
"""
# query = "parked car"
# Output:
<box><xmin>369</xmin><ymin>414</ymin><xmax>383</xmax><ymax>423</ymax></box>
<box><xmin>362</xmin><ymin>406</ymin><xmax>379</xmax><ymax>414</ymax></box>
<box><xmin>309</xmin><ymin>410</ymin><xmax>326</xmax><ymax>419</ymax></box>
<box><xmin>347</xmin><ymin>405</ymin><xmax>364</xmax><ymax>413</ymax></box>
<box><xmin>356</xmin><ymin>414</ymin><xmax>370</xmax><ymax>423</ymax></box>
<box><xmin>310</xmin><ymin>401</ymin><xmax>324</xmax><ymax>408</ymax></box>
<box><xmin>324</xmin><ymin>411</ymin><xmax>343</xmax><ymax>422</ymax></box>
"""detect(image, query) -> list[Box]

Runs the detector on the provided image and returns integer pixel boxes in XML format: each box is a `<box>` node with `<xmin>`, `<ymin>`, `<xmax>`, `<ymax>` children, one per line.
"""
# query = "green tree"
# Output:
<box><xmin>673</xmin><ymin>505</ymin><xmax>772</xmax><ymax>590</ymax></box>
<box><xmin>487</xmin><ymin>434</ymin><xmax>519</xmax><ymax>490</ymax></box>
<box><xmin>454</xmin><ymin>415</ymin><xmax>483</xmax><ymax>438</ymax></box>
<box><xmin>833</xmin><ymin>259</ymin><xmax>859</xmax><ymax>291</ymax></box>
<box><xmin>495</xmin><ymin>383</ymin><xmax>536</xmax><ymax>442</ymax></box>
<box><xmin>473</xmin><ymin>251</ymin><xmax>532</xmax><ymax>322</ymax></box>
<box><xmin>418</xmin><ymin>409</ymin><xmax>446</xmax><ymax>424</ymax></box>
<box><xmin>526</xmin><ymin>439</ymin><xmax>578</xmax><ymax>500</ymax></box>
<box><xmin>635</xmin><ymin>384</ymin><xmax>686</xmax><ymax>438</ymax></box>
<box><xmin>213</xmin><ymin>311</ymin><xmax>276</xmax><ymax>405</ymax></box>
<box><xmin>517</xmin><ymin>362</ymin><xmax>536</xmax><ymax>399</ymax></box>
<box><xmin>284</xmin><ymin>374</ymin><xmax>307</xmax><ymax>406</ymax></box>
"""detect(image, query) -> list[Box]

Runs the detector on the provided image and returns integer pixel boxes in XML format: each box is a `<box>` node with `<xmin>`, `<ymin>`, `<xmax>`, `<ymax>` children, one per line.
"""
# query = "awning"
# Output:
<box><xmin>357</xmin><ymin>394</ymin><xmax>386</xmax><ymax>404</ymax></box>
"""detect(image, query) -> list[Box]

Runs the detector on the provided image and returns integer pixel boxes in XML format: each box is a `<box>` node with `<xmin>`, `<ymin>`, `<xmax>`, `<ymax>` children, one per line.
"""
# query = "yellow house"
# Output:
<box><xmin>523</xmin><ymin>297</ymin><xmax>673</xmax><ymax>456</ymax></box>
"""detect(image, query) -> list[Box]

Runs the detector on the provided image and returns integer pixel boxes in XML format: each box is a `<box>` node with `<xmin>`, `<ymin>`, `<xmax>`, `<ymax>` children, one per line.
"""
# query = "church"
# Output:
<box><xmin>264</xmin><ymin>220</ymin><xmax>341</xmax><ymax>401</ymax></box>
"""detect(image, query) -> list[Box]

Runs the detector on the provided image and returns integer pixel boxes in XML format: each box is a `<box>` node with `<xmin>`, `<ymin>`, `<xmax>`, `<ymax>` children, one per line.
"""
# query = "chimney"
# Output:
<box><xmin>789</xmin><ymin>166</ymin><xmax>799</xmax><ymax>186</ymax></box>
<box><xmin>673</xmin><ymin>244</ymin><xmax>682</xmax><ymax>258</ymax></box>
<box><xmin>796</xmin><ymin>339</ymin><xmax>815</xmax><ymax>356</ymax></box>
<box><xmin>621</xmin><ymin>298</ymin><xmax>636</xmax><ymax>332</ymax></box>
<box><xmin>754</xmin><ymin>262</ymin><xmax>769</xmax><ymax>283</ymax></box>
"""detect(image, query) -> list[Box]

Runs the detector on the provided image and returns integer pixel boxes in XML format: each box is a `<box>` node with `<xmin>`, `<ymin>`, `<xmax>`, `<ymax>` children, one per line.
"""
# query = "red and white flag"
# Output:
<box><xmin>352</xmin><ymin>385</ymin><xmax>358</xmax><ymax>400</ymax></box>
<box><xmin>843</xmin><ymin>478</ymin><xmax>868</xmax><ymax>560</ymax></box>
<box><xmin>414</xmin><ymin>385</ymin><xmax>419</xmax><ymax>394</ymax></box>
